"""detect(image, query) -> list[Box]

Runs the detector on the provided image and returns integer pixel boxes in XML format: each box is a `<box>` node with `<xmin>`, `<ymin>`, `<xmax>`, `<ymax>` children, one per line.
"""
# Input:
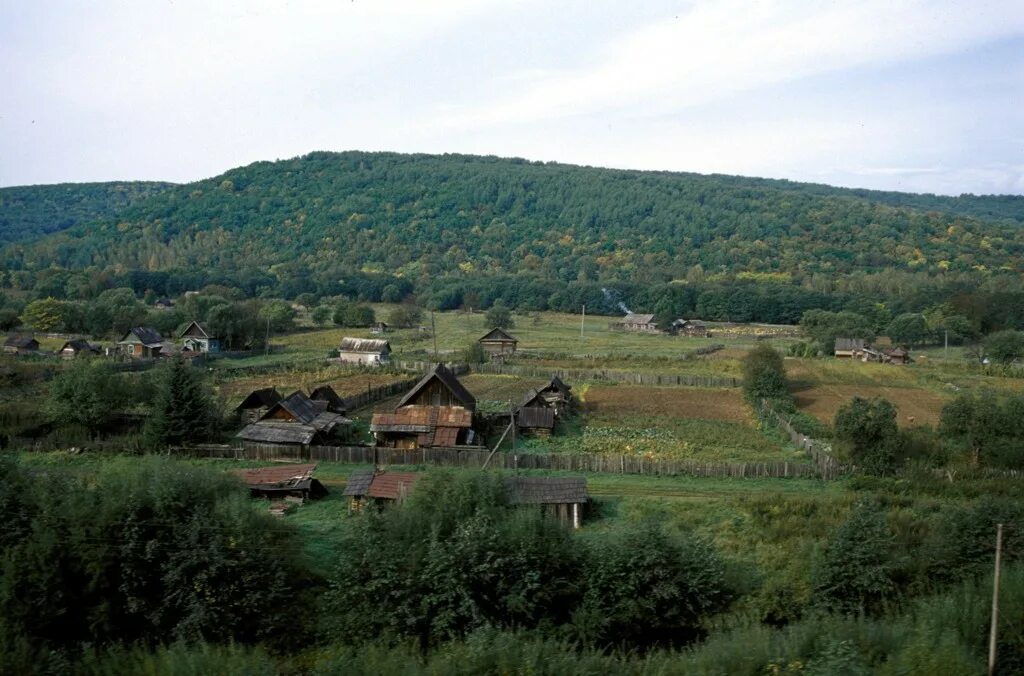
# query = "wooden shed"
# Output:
<box><xmin>235</xmin><ymin>387</ymin><xmax>283</xmax><ymax>423</ymax></box>
<box><xmin>59</xmin><ymin>339</ymin><xmax>101</xmax><ymax>359</ymax></box>
<box><xmin>236</xmin><ymin>391</ymin><xmax>351</xmax><ymax>448</ymax></box>
<box><xmin>834</xmin><ymin>338</ymin><xmax>866</xmax><ymax>359</ymax></box>
<box><xmin>671</xmin><ymin>319</ymin><xmax>710</xmax><ymax>337</ymax></box>
<box><xmin>310</xmin><ymin>385</ymin><xmax>347</xmax><ymax>414</ymax></box>
<box><xmin>338</xmin><ymin>337</ymin><xmax>391</xmax><ymax>366</ymax></box>
<box><xmin>478</xmin><ymin>328</ymin><xmax>518</xmax><ymax>359</ymax></box>
<box><xmin>4</xmin><ymin>336</ymin><xmax>40</xmax><ymax>354</ymax></box>
<box><xmin>505</xmin><ymin>476</ymin><xmax>589</xmax><ymax>529</ymax></box>
<box><xmin>229</xmin><ymin>464</ymin><xmax>327</xmax><ymax>502</ymax></box>
<box><xmin>370</xmin><ymin>364</ymin><xmax>477</xmax><ymax>448</ymax></box>
<box><xmin>343</xmin><ymin>470</ymin><xmax>421</xmax><ymax>511</ymax></box>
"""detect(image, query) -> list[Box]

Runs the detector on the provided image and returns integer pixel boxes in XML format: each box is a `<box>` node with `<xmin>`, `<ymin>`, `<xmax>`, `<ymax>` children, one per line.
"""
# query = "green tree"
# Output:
<box><xmin>741</xmin><ymin>344</ymin><xmax>789</xmax><ymax>404</ymax></box>
<box><xmin>143</xmin><ymin>357</ymin><xmax>216</xmax><ymax>449</ymax></box>
<box><xmin>258</xmin><ymin>300</ymin><xmax>296</xmax><ymax>333</ymax></box>
<box><xmin>983</xmin><ymin>329</ymin><xmax>1024</xmax><ymax>364</ymax></box>
<box><xmin>462</xmin><ymin>341</ymin><xmax>488</xmax><ymax>365</ymax></box>
<box><xmin>833</xmin><ymin>396</ymin><xmax>900</xmax><ymax>474</ymax></box>
<box><xmin>485</xmin><ymin>301</ymin><xmax>514</xmax><ymax>330</ymax></box>
<box><xmin>388</xmin><ymin>303</ymin><xmax>424</xmax><ymax>329</ymax></box>
<box><xmin>332</xmin><ymin>300</ymin><xmax>375</xmax><ymax>327</ymax></box>
<box><xmin>311</xmin><ymin>305</ymin><xmax>333</xmax><ymax>327</ymax></box>
<box><xmin>21</xmin><ymin>297</ymin><xmax>66</xmax><ymax>332</ymax></box>
<box><xmin>800</xmin><ymin>310</ymin><xmax>875</xmax><ymax>354</ymax></box>
<box><xmin>885</xmin><ymin>313</ymin><xmax>929</xmax><ymax>346</ymax></box>
<box><xmin>0</xmin><ymin>308</ymin><xmax>19</xmax><ymax>331</ymax></box>
<box><xmin>381</xmin><ymin>284</ymin><xmax>404</xmax><ymax>303</ymax></box>
<box><xmin>813</xmin><ymin>500</ymin><xmax>896</xmax><ymax>615</ymax></box>
<box><xmin>43</xmin><ymin>360</ymin><xmax>126</xmax><ymax>433</ymax></box>
<box><xmin>940</xmin><ymin>390</ymin><xmax>1007</xmax><ymax>466</ymax></box>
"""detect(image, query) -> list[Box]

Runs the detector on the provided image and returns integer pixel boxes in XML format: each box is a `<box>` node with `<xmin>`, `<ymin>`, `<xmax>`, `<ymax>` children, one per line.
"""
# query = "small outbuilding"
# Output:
<box><xmin>235</xmin><ymin>387</ymin><xmax>283</xmax><ymax>423</ymax></box>
<box><xmin>236</xmin><ymin>390</ymin><xmax>352</xmax><ymax>448</ymax></box>
<box><xmin>153</xmin><ymin>297</ymin><xmax>174</xmax><ymax>310</ymax></box>
<box><xmin>4</xmin><ymin>336</ymin><xmax>40</xmax><ymax>355</ymax></box>
<box><xmin>343</xmin><ymin>470</ymin><xmax>421</xmax><ymax>511</ymax></box>
<box><xmin>834</xmin><ymin>338</ymin><xmax>866</xmax><ymax>359</ymax></box>
<box><xmin>230</xmin><ymin>463</ymin><xmax>328</xmax><ymax>502</ymax></box>
<box><xmin>671</xmin><ymin>319</ymin><xmax>710</xmax><ymax>337</ymax></box>
<box><xmin>478</xmin><ymin>328</ymin><xmax>518</xmax><ymax>359</ymax></box>
<box><xmin>505</xmin><ymin>476</ymin><xmax>589</xmax><ymax>529</ymax></box>
<box><xmin>59</xmin><ymin>339</ymin><xmax>101</xmax><ymax>359</ymax></box>
<box><xmin>118</xmin><ymin>327</ymin><xmax>165</xmax><ymax>359</ymax></box>
<box><xmin>370</xmin><ymin>322</ymin><xmax>389</xmax><ymax>335</ymax></box>
<box><xmin>179</xmin><ymin>320</ymin><xmax>221</xmax><ymax>353</ymax></box>
<box><xmin>610</xmin><ymin>313</ymin><xmax>659</xmax><ymax>333</ymax></box>
<box><xmin>310</xmin><ymin>385</ymin><xmax>347</xmax><ymax>414</ymax></box>
<box><xmin>337</xmin><ymin>337</ymin><xmax>391</xmax><ymax>366</ymax></box>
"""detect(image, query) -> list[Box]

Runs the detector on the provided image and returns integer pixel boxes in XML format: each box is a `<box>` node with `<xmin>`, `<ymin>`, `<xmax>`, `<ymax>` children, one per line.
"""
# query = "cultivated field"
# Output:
<box><xmin>584</xmin><ymin>385</ymin><xmax>753</xmax><ymax>424</ymax></box>
<box><xmin>791</xmin><ymin>384</ymin><xmax>950</xmax><ymax>428</ymax></box>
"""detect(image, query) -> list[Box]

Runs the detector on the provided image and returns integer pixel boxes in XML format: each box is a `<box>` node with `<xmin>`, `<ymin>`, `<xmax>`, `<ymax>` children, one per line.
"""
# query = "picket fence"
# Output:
<box><xmin>758</xmin><ymin>400</ymin><xmax>847</xmax><ymax>480</ymax></box>
<box><xmin>211</xmin><ymin>443</ymin><xmax>820</xmax><ymax>479</ymax></box>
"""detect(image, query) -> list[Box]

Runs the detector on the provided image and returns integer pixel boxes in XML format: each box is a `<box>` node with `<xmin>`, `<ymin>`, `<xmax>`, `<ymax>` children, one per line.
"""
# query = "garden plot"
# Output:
<box><xmin>792</xmin><ymin>384</ymin><xmax>949</xmax><ymax>428</ymax></box>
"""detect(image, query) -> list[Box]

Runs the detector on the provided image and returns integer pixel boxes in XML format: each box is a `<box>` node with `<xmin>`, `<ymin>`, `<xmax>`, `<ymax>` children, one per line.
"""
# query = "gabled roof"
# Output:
<box><xmin>505</xmin><ymin>477</ymin><xmax>588</xmax><ymax>504</ymax></box>
<box><xmin>619</xmin><ymin>313</ymin><xmax>656</xmax><ymax>324</ymax></box>
<box><xmin>310</xmin><ymin>385</ymin><xmax>346</xmax><ymax>412</ymax></box>
<box><xmin>235</xmin><ymin>387</ymin><xmax>282</xmax><ymax>411</ymax></box>
<box><xmin>230</xmin><ymin>464</ymin><xmax>317</xmax><ymax>488</ymax></box>
<box><xmin>4</xmin><ymin>336</ymin><xmax>39</xmax><ymax>349</ymax></box>
<box><xmin>835</xmin><ymin>338</ymin><xmax>866</xmax><ymax>351</ymax></box>
<box><xmin>264</xmin><ymin>390</ymin><xmax>321</xmax><ymax>424</ymax></box>
<box><xmin>60</xmin><ymin>339</ymin><xmax>99</xmax><ymax>353</ymax></box>
<box><xmin>236</xmin><ymin>423</ymin><xmax>319</xmax><ymax>445</ymax></box>
<box><xmin>479</xmin><ymin>327</ymin><xmax>518</xmax><ymax>343</ymax></box>
<box><xmin>154</xmin><ymin>297</ymin><xmax>174</xmax><ymax>306</ymax></box>
<box><xmin>338</xmin><ymin>337</ymin><xmax>391</xmax><ymax>353</ymax></box>
<box><xmin>119</xmin><ymin>327</ymin><xmax>164</xmax><ymax>347</ymax></box>
<box><xmin>343</xmin><ymin>470</ymin><xmax>421</xmax><ymax>499</ymax></box>
<box><xmin>541</xmin><ymin>376</ymin><xmax>571</xmax><ymax>396</ymax></box>
<box><xmin>396</xmin><ymin>363</ymin><xmax>476</xmax><ymax>409</ymax></box>
<box><xmin>178</xmin><ymin>320</ymin><xmax>212</xmax><ymax>338</ymax></box>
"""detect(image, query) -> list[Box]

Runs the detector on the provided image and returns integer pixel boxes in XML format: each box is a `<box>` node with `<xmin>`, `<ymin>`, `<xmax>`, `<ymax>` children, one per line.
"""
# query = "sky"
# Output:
<box><xmin>1</xmin><ymin>0</ymin><xmax>1022</xmax><ymax>195</ymax></box>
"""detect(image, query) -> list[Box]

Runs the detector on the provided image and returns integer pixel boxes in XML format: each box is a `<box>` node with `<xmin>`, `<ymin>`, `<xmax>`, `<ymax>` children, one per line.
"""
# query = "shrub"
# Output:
<box><xmin>833</xmin><ymin>397</ymin><xmax>899</xmax><ymax>474</ymax></box>
<box><xmin>813</xmin><ymin>500</ymin><xmax>897</xmax><ymax>615</ymax></box>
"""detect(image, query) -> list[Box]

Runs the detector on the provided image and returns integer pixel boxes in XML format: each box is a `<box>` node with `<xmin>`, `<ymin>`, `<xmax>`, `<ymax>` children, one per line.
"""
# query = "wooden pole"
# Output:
<box><xmin>431</xmin><ymin>311</ymin><xmax>437</xmax><ymax>359</ymax></box>
<box><xmin>580</xmin><ymin>304</ymin><xmax>585</xmax><ymax>340</ymax></box>
<box><xmin>988</xmin><ymin>523</ymin><xmax>1004</xmax><ymax>676</ymax></box>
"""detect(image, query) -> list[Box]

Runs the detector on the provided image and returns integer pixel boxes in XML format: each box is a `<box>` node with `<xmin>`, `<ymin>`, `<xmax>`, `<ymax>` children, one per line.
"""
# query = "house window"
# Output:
<box><xmin>128</xmin><ymin>344</ymin><xmax>135</xmax><ymax>354</ymax></box>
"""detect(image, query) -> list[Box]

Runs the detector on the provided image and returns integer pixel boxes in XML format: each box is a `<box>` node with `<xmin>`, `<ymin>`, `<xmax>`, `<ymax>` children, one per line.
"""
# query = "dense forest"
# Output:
<box><xmin>0</xmin><ymin>181</ymin><xmax>173</xmax><ymax>245</ymax></box>
<box><xmin>2</xmin><ymin>152</ymin><xmax>1023</xmax><ymax>326</ymax></box>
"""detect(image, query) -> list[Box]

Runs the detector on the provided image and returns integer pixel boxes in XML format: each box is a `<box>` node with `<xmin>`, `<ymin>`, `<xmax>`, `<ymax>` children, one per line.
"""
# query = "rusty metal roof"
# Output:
<box><xmin>230</xmin><ymin>464</ymin><xmax>317</xmax><ymax>488</ymax></box>
<box><xmin>343</xmin><ymin>470</ymin><xmax>421</xmax><ymax>499</ymax></box>
<box><xmin>371</xmin><ymin>405</ymin><xmax>471</xmax><ymax>433</ymax></box>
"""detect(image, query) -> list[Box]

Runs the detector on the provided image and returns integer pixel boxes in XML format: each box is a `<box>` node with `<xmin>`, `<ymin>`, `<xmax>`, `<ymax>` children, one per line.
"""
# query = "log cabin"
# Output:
<box><xmin>370</xmin><ymin>363</ymin><xmax>477</xmax><ymax>448</ymax></box>
<box><xmin>478</xmin><ymin>327</ymin><xmax>518</xmax><ymax>359</ymax></box>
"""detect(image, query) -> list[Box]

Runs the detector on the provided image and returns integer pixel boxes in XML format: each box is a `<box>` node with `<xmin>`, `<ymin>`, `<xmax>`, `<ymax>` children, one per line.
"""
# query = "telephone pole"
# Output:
<box><xmin>580</xmin><ymin>304</ymin><xmax>585</xmax><ymax>340</ymax></box>
<box><xmin>944</xmin><ymin>329</ymin><xmax>949</xmax><ymax>361</ymax></box>
<box><xmin>431</xmin><ymin>311</ymin><xmax>438</xmax><ymax>359</ymax></box>
<box><xmin>988</xmin><ymin>523</ymin><xmax>1004</xmax><ymax>676</ymax></box>
<box><xmin>264</xmin><ymin>317</ymin><xmax>270</xmax><ymax>356</ymax></box>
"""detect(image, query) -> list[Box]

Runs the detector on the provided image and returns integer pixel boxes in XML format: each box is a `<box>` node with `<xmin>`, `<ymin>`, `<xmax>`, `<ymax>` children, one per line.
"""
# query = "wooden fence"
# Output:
<box><xmin>758</xmin><ymin>400</ymin><xmax>847</xmax><ymax>480</ymax></box>
<box><xmin>469</xmin><ymin>363</ymin><xmax>740</xmax><ymax>388</ymax></box>
<box><xmin>336</xmin><ymin>377</ymin><xmax>421</xmax><ymax>412</ymax></box>
<box><xmin>215</xmin><ymin>443</ymin><xmax>820</xmax><ymax>479</ymax></box>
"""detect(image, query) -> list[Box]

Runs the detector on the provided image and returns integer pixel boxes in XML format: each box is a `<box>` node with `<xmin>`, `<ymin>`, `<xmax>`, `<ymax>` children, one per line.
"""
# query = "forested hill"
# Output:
<box><xmin>0</xmin><ymin>181</ymin><xmax>175</xmax><ymax>245</ymax></box>
<box><xmin>3</xmin><ymin>151</ymin><xmax>1022</xmax><ymax>290</ymax></box>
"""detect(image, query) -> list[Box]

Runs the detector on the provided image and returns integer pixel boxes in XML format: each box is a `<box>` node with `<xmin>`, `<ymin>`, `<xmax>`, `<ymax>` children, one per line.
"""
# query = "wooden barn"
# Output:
<box><xmin>230</xmin><ymin>463</ymin><xmax>328</xmax><ymax>503</ymax></box>
<box><xmin>236</xmin><ymin>390</ymin><xmax>351</xmax><ymax>448</ymax></box>
<box><xmin>337</xmin><ymin>337</ymin><xmax>391</xmax><ymax>366</ymax></box>
<box><xmin>117</xmin><ymin>327</ymin><xmax>165</xmax><ymax>359</ymax></box>
<box><xmin>834</xmin><ymin>338</ymin><xmax>866</xmax><ymax>359</ymax></box>
<box><xmin>178</xmin><ymin>320</ymin><xmax>221</xmax><ymax>353</ymax></box>
<box><xmin>610</xmin><ymin>313</ymin><xmax>659</xmax><ymax>333</ymax></box>
<box><xmin>343</xmin><ymin>469</ymin><xmax>421</xmax><ymax>510</ymax></box>
<box><xmin>310</xmin><ymin>385</ymin><xmax>347</xmax><ymax>413</ymax></box>
<box><xmin>478</xmin><ymin>328</ymin><xmax>518</xmax><ymax>359</ymax></box>
<box><xmin>4</xmin><ymin>336</ymin><xmax>40</xmax><ymax>355</ymax></box>
<box><xmin>370</xmin><ymin>363</ymin><xmax>477</xmax><ymax>448</ymax></box>
<box><xmin>59</xmin><ymin>339</ymin><xmax>101</xmax><ymax>359</ymax></box>
<box><xmin>671</xmin><ymin>319</ymin><xmax>710</xmax><ymax>337</ymax></box>
<box><xmin>505</xmin><ymin>476</ymin><xmax>589</xmax><ymax>529</ymax></box>
<box><xmin>235</xmin><ymin>387</ymin><xmax>283</xmax><ymax>423</ymax></box>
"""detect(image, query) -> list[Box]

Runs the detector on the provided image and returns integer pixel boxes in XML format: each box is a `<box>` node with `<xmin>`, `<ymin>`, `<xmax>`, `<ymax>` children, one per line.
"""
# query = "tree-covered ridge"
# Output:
<box><xmin>3</xmin><ymin>151</ymin><xmax>1022</xmax><ymax>286</ymax></box>
<box><xmin>0</xmin><ymin>181</ymin><xmax>174</xmax><ymax>244</ymax></box>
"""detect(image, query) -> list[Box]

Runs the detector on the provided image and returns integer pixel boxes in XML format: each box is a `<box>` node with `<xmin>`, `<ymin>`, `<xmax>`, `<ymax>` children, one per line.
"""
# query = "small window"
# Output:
<box><xmin>128</xmin><ymin>344</ymin><xmax>135</xmax><ymax>354</ymax></box>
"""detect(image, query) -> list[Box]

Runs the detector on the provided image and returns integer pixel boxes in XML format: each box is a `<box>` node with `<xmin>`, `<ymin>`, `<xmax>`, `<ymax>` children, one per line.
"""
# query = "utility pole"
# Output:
<box><xmin>581</xmin><ymin>304</ymin><xmax>585</xmax><ymax>340</ymax></box>
<box><xmin>431</xmin><ymin>311</ymin><xmax>438</xmax><ymax>360</ymax></box>
<box><xmin>264</xmin><ymin>317</ymin><xmax>270</xmax><ymax>356</ymax></box>
<box><xmin>945</xmin><ymin>329</ymin><xmax>949</xmax><ymax>361</ymax></box>
<box><xmin>989</xmin><ymin>523</ymin><xmax>1004</xmax><ymax>676</ymax></box>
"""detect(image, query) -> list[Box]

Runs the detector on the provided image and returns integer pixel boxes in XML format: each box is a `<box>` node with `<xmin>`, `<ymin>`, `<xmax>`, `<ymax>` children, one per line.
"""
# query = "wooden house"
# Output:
<box><xmin>671</xmin><ymin>319</ymin><xmax>710</xmax><ymax>337</ymax></box>
<box><xmin>230</xmin><ymin>464</ymin><xmax>327</xmax><ymax>502</ymax></box>
<box><xmin>153</xmin><ymin>297</ymin><xmax>174</xmax><ymax>310</ymax></box>
<box><xmin>178</xmin><ymin>320</ymin><xmax>221</xmax><ymax>353</ymax></box>
<box><xmin>343</xmin><ymin>470</ymin><xmax>421</xmax><ymax>511</ymax></box>
<box><xmin>117</xmin><ymin>327</ymin><xmax>165</xmax><ymax>359</ymax></box>
<box><xmin>370</xmin><ymin>364</ymin><xmax>477</xmax><ymax>448</ymax></box>
<box><xmin>59</xmin><ymin>339</ymin><xmax>100</xmax><ymax>359</ymax></box>
<box><xmin>610</xmin><ymin>313</ymin><xmax>659</xmax><ymax>333</ymax></box>
<box><xmin>236</xmin><ymin>390</ymin><xmax>351</xmax><ymax>448</ymax></box>
<box><xmin>310</xmin><ymin>385</ymin><xmax>347</xmax><ymax>414</ymax></box>
<box><xmin>478</xmin><ymin>328</ymin><xmax>518</xmax><ymax>359</ymax></box>
<box><xmin>370</xmin><ymin>321</ymin><xmax>389</xmax><ymax>335</ymax></box>
<box><xmin>3</xmin><ymin>336</ymin><xmax>40</xmax><ymax>355</ymax></box>
<box><xmin>337</xmin><ymin>337</ymin><xmax>391</xmax><ymax>366</ymax></box>
<box><xmin>505</xmin><ymin>477</ymin><xmax>589</xmax><ymax>529</ymax></box>
<box><xmin>834</xmin><ymin>338</ymin><xmax>866</xmax><ymax>359</ymax></box>
<box><xmin>234</xmin><ymin>387</ymin><xmax>283</xmax><ymax>423</ymax></box>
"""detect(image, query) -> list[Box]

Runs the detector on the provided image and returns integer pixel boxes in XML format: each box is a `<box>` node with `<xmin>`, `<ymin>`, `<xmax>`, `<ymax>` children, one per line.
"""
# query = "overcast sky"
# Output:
<box><xmin>1</xmin><ymin>0</ymin><xmax>1022</xmax><ymax>195</ymax></box>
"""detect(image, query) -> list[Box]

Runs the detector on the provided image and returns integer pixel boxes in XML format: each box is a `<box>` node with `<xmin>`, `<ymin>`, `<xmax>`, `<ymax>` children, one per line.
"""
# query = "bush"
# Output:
<box><xmin>833</xmin><ymin>397</ymin><xmax>900</xmax><ymax>474</ymax></box>
<box><xmin>742</xmin><ymin>344</ymin><xmax>790</xmax><ymax>404</ymax></box>
<box><xmin>813</xmin><ymin>500</ymin><xmax>897</xmax><ymax>615</ymax></box>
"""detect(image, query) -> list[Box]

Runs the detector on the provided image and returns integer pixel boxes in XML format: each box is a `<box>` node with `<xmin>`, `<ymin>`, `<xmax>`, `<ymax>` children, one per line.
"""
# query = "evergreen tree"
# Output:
<box><xmin>144</xmin><ymin>357</ymin><xmax>215</xmax><ymax>449</ymax></box>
